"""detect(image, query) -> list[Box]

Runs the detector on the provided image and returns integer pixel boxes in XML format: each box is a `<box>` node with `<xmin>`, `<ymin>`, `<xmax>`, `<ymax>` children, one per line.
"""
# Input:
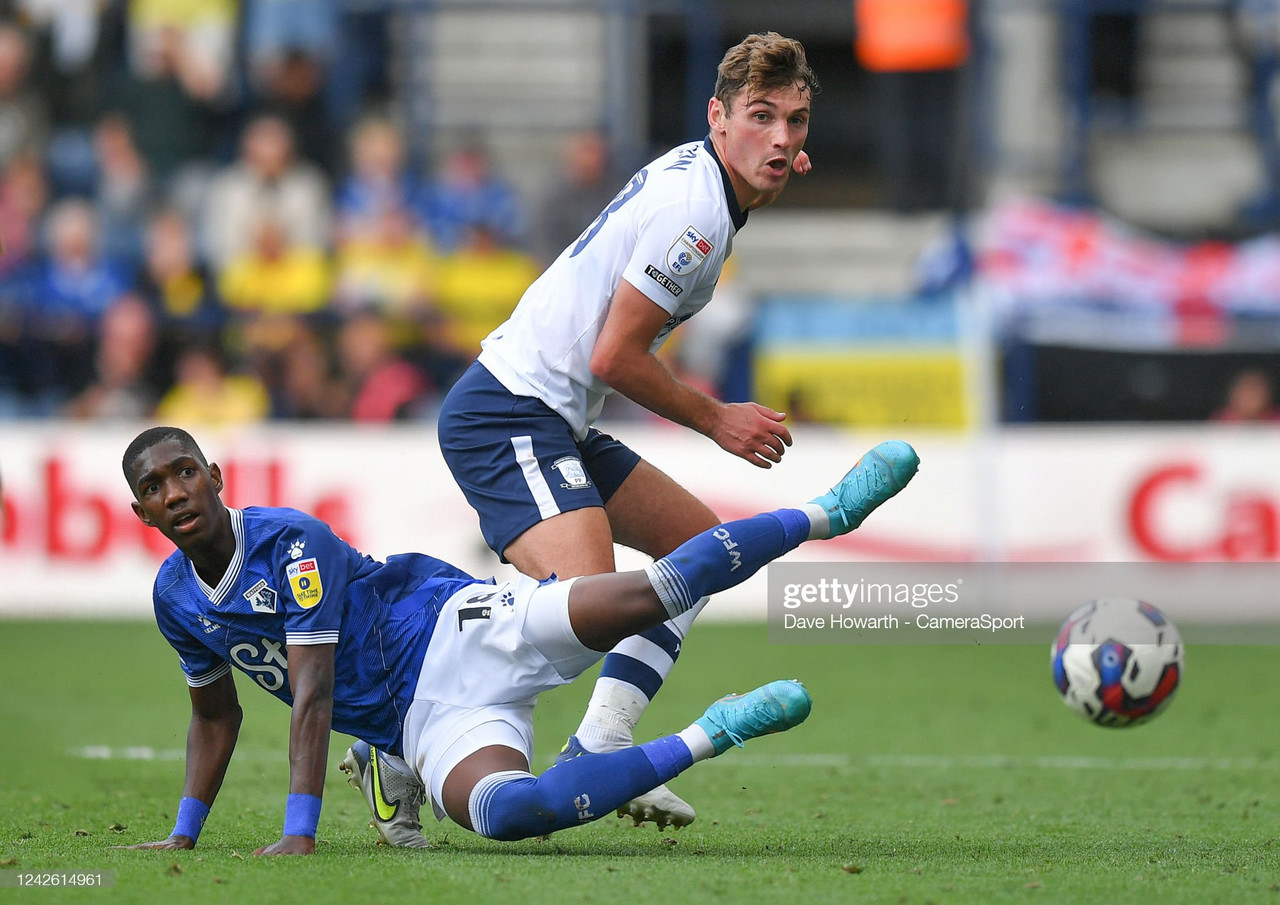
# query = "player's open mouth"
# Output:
<box><xmin>172</xmin><ymin>512</ymin><xmax>199</xmax><ymax>531</ymax></box>
<box><xmin>765</xmin><ymin>157</ymin><xmax>788</xmax><ymax>175</ymax></box>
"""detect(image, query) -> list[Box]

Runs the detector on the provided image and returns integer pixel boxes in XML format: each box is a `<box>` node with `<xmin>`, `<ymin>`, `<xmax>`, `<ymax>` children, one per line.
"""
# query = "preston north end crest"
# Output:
<box><xmin>552</xmin><ymin>456</ymin><xmax>591</xmax><ymax>490</ymax></box>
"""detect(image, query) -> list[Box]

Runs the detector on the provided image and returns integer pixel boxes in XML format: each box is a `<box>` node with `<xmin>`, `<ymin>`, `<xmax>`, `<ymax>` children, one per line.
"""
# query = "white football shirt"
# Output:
<box><xmin>478</xmin><ymin>137</ymin><xmax>747</xmax><ymax>440</ymax></box>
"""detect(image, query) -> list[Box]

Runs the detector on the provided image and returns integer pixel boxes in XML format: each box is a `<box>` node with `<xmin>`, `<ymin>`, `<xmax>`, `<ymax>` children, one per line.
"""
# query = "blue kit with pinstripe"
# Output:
<box><xmin>151</xmin><ymin>506</ymin><xmax>476</xmax><ymax>755</ymax></box>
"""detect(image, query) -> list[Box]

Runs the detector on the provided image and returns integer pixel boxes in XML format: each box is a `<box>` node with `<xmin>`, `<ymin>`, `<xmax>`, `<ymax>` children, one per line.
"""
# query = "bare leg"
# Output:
<box><xmin>503</xmin><ymin>507</ymin><xmax>617</xmax><ymax>579</ymax></box>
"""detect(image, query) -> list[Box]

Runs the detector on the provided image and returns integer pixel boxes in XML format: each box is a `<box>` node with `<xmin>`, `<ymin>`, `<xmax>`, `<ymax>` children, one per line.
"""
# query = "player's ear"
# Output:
<box><xmin>209</xmin><ymin>462</ymin><xmax>224</xmax><ymax>495</ymax></box>
<box><xmin>131</xmin><ymin>500</ymin><xmax>154</xmax><ymax>527</ymax></box>
<box><xmin>708</xmin><ymin>96</ymin><xmax>726</xmax><ymax>132</ymax></box>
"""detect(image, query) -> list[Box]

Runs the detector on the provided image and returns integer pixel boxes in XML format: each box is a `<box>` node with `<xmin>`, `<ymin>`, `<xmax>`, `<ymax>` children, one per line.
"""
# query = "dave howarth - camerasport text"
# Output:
<box><xmin>781</xmin><ymin>612</ymin><xmax>1027</xmax><ymax>633</ymax></box>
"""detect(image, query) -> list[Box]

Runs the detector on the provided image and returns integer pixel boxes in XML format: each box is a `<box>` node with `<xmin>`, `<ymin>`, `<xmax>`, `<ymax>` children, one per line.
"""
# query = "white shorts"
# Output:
<box><xmin>400</xmin><ymin>574</ymin><xmax>601</xmax><ymax>818</ymax></box>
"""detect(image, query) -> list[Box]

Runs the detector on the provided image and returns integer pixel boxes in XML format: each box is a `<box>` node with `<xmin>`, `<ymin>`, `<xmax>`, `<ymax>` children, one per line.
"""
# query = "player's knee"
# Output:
<box><xmin>468</xmin><ymin>771</ymin><xmax>555</xmax><ymax>841</ymax></box>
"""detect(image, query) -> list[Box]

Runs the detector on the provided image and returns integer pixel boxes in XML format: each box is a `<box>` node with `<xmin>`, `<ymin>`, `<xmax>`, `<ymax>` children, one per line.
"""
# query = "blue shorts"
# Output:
<box><xmin>437</xmin><ymin>362</ymin><xmax>641</xmax><ymax>559</ymax></box>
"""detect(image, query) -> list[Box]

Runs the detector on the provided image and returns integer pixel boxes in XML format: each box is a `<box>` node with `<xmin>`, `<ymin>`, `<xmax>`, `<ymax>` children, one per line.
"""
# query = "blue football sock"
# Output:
<box><xmin>645</xmin><ymin>508</ymin><xmax>811</xmax><ymax>619</ymax></box>
<box><xmin>468</xmin><ymin>739</ymin><xmax>694</xmax><ymax>841</ymax></box>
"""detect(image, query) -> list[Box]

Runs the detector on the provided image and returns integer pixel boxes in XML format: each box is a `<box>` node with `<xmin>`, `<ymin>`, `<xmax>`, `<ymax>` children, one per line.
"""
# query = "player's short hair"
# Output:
<box><xmin>122</xmin><ymin>426</ymin><xmax>208</xmax><ymax>490</ymax></box>
<box><xmin>714</xmin><ymin>32</ymin><xmax>819</xmax><ymax>113</ymax></box>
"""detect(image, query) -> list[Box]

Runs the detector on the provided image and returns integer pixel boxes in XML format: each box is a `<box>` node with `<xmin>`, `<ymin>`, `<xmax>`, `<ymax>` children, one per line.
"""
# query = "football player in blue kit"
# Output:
<box><xmin>118</xmin><ymin>426</ymin><xmax>916</xmax><ymax>854</ymax></box>
<box><xmin>437</xmin><ymin>32</ymin><xmax>820</xmax><ymax>830</ymax></box>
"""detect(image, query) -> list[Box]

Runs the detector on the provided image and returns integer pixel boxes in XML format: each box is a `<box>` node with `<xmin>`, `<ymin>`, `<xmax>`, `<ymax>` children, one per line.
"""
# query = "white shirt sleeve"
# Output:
<box><xmin>621</xmin><ymin>197</ymin><xmax>728</xmax><ymax>315</ymax></box>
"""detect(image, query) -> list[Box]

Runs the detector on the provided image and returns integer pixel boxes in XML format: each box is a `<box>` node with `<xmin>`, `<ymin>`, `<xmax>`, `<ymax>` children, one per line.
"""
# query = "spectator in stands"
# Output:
<box><xmin>0</xmin><ymin>150</ymin><xmax>48</xmax><ymax>277</ymax></box>
<box><xmin>218</xmin><ymin>214</ymin><xmax>331</xmax><ymax>317</ymax></box>
<box><xmin>138</xmin><ymin>207</ymin><xmax>224</xmax><ymax>354</ymax></box>
<box><xmin>34</xmin><ymin>197</ymin><xmax>132</xmax><ymax>320</ymax></box>
<box><xmin>126</xmin><ymin>0</ymin><xmax>236</xmax><ymax>103</ymax></box>
<box><xmin>155</xmin><ymin>342</ymin><xmax>270</xmax><ymax>426</ymax></box>
<box><xmin>21</xmin><ymin>0</ymin><xmax>119</xmax><ymax>141</ymax></box>
<box><xmin>268</xmin><ymin>320</ymin><xmax>346</xmax><ymax>419</ymax></box>
<box><xmin>0</xmin><ymin>22</ymin><xmax>47</xmax><ymax>172</ymax></box>
<box><xmin>62</xmin><ymin>291</ymin><xmax>160</xmax><ymax>419</ymax></box>
<box><xmin>109</xmin><ymin>19</ymin><xmax>225</xmax><ymax>184</ymax></box>
<box><xmin>336</xmin><ymin>311</ymin><xmax>430</xmax><ymax>422</ymax></box>
<box><xmin>244</xmin><ymin>0</ymin><xmax>339</xmax><ymax>79</ymax></box>
<box><xmin>26</xmin><ymin>197</ymin><xmax>132</xmax><ymax>407</ymax></box>
<box><xmin>334</xmin><ymin>206</ymin><xmax>438</xmax><ymax>322</ymax></box>
<box><xmin>417</xmin><ymin>140</ymin><xmax>523</xmax><ymax>252</ymax></box>
<box><xmin>201</xmin><ymin>114</ymin><xmax>331</xmax><ymax>273</ymax></box>
<box><xmin>0</xmin><ymin>252</ymin><xmax>30</xmax><ymax>414</ymax></box>
<box><xmin>1212</xmin><ymin>369</ymin><xmax>1280</xmax><ymax>423</ymax></box>
<box><xmin>335</xmin><ymin>115</ymin><xmax>423</xmax><ymax>244</ymax></box>
<box><xmin>534</xmin><ymin>129</ymin><xmax>620</xmax><ymax>266</ymax></box>
<box><xmin>434</xmin><ymin>223</ymin><xmax>539</xmax><ymax>358</ymax></box>
<box><xmin>252</xmin><ymin>48</ymin><xmax>339</xmax><ymax>176</ymax></box>
<box><xmin>91</xmin><ymin>112</ymin><xmax>154</xmax><ymax>266</ymax></box>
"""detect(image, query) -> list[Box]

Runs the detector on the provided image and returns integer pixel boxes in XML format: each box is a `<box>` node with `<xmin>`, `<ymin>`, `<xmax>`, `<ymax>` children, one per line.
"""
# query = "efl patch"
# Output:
<box><xmin>287</xmin><ymin>558</ymin><xmax>324</xmax><ymax>609</ymax></box>
<box><xmin>552</xmin><ymin>456</ymin><xmax>591</xmax><ymax>490</ymax></box>
<box><xmin>243</xmin><ymin>579</ymin><xmax>278</xmax><ymax>614</ymax></box>
<box><xmin>666</xmin><ymin>225</ymin><xmax>713</xmax><ymax>276</ymax></box>
<box><xmin>644</xmin><ymin>264</ymin><xmax>683</xmax><ymax>297</ymax></box>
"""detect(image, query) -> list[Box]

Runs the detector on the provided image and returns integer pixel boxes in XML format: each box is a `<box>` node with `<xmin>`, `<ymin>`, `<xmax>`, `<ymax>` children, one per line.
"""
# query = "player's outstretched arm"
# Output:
<box><xmin>117</xmin><ymin>672</ymin><xmax>242</xmax><ymax>850</ymax></box>
<box><xmin>254</xmin><ymin>644</ymin><xmax>335</xmax><ymax>856</ymax></box>
<box><xmin>592</xmin><ymin>281</ymin><xmax>791</xmax><ymax>468</ymax></box>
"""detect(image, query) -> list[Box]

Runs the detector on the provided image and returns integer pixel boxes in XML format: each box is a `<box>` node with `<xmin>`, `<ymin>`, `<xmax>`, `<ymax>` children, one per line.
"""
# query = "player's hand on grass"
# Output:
<box><xmin>254</xmin><ymin>835</ymin><xmax>315</xmax><ymax>856</ymax></box>
<box><xmin>712</xmin><ymin>402</ymin><xmax>792</xmax><ymax>468</ymax></box>
<box><xmin>792</xmin><ymin>150</ymin><xmax>812</xmax><ymax>175</ymax></box>
<box><xmin>115</xmin><ymin>834</ymin><xmax>195</xmax><ymax>850</ymax></box>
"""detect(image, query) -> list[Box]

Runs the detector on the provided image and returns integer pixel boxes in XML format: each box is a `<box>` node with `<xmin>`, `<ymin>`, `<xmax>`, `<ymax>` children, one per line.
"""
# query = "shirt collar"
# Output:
<box><xmin>193</xmin><ymin>507</ymin><xmax>244</xmax><ymax>605</ymax></box>
<box><xmin>703</xmin><ymin>135</ymin><xmax>748</xmax><ymax>232</ymax></box>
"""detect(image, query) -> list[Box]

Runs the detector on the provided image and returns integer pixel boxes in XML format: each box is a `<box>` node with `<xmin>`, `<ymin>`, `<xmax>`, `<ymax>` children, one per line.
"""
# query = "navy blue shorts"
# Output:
<box><xmin>438</xmin><ymin>362</ymin><xmax>641</xmax><ymax>559</ymax></box>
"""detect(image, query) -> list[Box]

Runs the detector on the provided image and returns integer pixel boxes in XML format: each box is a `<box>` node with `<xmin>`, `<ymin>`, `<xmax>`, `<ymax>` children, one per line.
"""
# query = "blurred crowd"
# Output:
<box><xmin>0</xmin><ymin>1</ymin><xmax>625</xmax><ymax>424</ymax></box>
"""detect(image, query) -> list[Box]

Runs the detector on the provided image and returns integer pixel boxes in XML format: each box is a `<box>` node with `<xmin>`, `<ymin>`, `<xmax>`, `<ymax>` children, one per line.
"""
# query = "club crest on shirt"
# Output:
<box><xmin>243</xmin><ymin>579</ymin><xmax>278</xmax><ymax>614</ymax></box>
<box><xmin>287</xmin><ymin>557</ymin><xmax>324</xmax><ymax>609</ymax></box>
<box><xmin>552</xmin><ymin>456</ymin><xmax>591</xmax><ymax>490</ymax></box>
<box><xmin>666</xmin><ymin>225</ymin><xmax>713</xmax><ymax>275</ymax></box>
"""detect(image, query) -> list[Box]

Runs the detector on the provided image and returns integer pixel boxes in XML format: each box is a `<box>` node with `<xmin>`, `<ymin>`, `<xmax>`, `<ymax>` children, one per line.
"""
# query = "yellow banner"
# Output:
<box><xmin>755</xmin><ymin>349</ymin><xmax>969</xmax><ymax>428</ymax></box>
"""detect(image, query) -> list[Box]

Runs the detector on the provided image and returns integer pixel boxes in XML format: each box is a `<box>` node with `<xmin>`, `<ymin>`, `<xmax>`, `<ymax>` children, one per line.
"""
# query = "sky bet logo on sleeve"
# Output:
<box><xmin>667</xmin><ymin>225</ymin><xmax>712</xmax><ymax>275</ymax></box>
<box><xmin>287</xmin><ymin>557</ymin><xmax>324</xmax><ymax>609</ymax></box>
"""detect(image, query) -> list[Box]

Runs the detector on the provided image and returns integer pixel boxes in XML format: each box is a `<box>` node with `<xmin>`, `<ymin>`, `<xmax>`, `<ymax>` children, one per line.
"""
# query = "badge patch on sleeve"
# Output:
<box><xmin>287</xmin><ymin>558</ymin><xmax>324</xmax><ymax>609</ymax></box>
<box><xmin>666</xmin><ymin>225</ymin><xmax>713</xmax><ymax>276</ymax></box>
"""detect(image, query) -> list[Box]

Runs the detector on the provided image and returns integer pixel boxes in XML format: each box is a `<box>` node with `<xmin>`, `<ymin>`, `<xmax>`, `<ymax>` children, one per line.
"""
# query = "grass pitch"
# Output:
<box><xmin>2</xmin><ymin>619</ymin><xmax>1278</xmax><ymax>904</ymax></box>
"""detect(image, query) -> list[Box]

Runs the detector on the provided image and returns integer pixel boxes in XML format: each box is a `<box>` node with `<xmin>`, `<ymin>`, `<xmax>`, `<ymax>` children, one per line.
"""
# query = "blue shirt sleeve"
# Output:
<box><xmin>276</xmin><ymin>520</ymin><xmax>353</xmax><ymax>647</ymax></box>
<box><xmin>153</xmin><ymin>571</ymin><xmax>231</xmax><ymax>687</ymax></box>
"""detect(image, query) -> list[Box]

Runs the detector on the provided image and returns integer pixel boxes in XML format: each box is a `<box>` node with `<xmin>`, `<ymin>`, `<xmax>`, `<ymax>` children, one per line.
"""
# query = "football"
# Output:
<box><xmin>1051</xmin><ymin>597</ymin><xmax>1183</xmax><ymax>727</ymax></box>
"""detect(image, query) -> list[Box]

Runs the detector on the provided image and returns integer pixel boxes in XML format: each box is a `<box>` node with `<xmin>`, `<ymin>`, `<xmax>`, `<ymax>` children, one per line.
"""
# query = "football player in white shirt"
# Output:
<box><xmin>438</xmin><ymin>32</ymin><xmax>818</xmax><ymax>831</ymax></box>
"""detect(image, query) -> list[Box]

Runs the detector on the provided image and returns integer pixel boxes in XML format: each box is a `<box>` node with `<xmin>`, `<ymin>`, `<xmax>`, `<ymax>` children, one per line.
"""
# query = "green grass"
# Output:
<box><xmin>2</xmin><ymin>620</ymin><xmax>1279</xmax><ymax>904</ymax></box>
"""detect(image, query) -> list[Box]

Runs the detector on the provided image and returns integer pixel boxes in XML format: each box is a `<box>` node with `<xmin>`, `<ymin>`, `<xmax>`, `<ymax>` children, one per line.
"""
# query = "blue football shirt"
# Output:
<box><xmin>151</xmin><ymin>506</ymin><xmax>478</xmax><ymax>754</ymax></box>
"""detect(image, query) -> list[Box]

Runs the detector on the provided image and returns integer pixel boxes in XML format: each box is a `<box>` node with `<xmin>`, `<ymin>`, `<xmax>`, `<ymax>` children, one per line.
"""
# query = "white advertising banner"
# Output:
<box><xmin>1</xmin><ymin>422</ymin><xmax>1278</xmax><ymax>619</ymax></box>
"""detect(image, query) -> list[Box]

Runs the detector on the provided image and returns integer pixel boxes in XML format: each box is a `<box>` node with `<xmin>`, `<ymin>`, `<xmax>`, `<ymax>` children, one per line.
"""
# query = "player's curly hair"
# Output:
<box><xmin>122</xmin><ymin>426</ymin><xmax>208</xmax><ymax>490</ymax></box>
<box><xmin>714</xmin><ymin>32</ymin><xmax>819</xmax><ymax>113</ymax></box>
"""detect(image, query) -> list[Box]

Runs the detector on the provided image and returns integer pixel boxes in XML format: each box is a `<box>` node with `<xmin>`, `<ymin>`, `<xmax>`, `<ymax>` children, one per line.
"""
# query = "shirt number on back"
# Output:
<box><xmin>570</xmin><ymin>169</ymin><xmax>648</xmax><ymax>257</ymax></box>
